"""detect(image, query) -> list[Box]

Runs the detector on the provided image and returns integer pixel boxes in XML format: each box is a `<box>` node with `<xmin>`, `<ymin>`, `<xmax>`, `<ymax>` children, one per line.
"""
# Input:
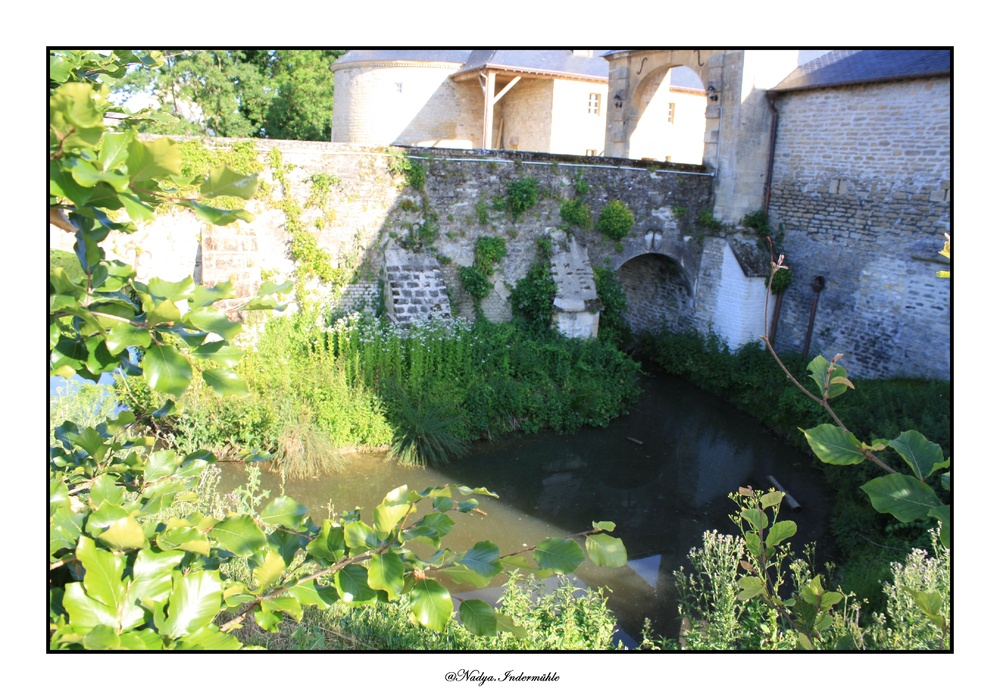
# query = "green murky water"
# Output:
<box><xmin>218</xmin><ymin>369</ymin><xmax>831</xmax><ymax>642</ymax></box>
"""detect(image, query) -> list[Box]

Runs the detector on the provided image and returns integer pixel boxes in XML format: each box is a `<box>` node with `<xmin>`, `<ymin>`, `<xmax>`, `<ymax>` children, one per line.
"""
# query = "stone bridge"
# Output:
<box><xmin>50</xmin><ymin>140</ymin><xmax>777</xmax><ymax>356</ymax></box>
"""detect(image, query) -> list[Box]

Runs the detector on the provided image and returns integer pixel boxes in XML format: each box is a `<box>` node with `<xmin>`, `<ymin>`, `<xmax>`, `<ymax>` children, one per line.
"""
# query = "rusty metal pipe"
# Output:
<box><xmin>802</xmin><ymin>276</ymin><xmax>826</xmax><ymax>360</ymax></box>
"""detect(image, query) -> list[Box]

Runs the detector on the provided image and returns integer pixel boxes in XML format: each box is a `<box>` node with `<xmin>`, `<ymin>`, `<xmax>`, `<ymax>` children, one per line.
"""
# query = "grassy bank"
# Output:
<box><xmin>121</xmin><ymin>311</ymin><xmax>642</xmax><ymax>473</ymax></box>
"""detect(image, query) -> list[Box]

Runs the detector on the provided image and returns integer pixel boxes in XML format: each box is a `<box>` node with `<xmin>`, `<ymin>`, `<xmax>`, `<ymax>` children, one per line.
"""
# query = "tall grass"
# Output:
<box><xmin>118</xmin><ymin>310</ymin><xmax>641</xmax><ymax>476</ymax></box>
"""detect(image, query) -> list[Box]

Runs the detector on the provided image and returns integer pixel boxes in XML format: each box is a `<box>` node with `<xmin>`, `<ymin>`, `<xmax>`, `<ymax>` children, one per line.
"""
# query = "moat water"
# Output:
<box><xmin>216</xmin><ymin>368</ymin><xmax>832</xmax><ymax>644</ymax></box>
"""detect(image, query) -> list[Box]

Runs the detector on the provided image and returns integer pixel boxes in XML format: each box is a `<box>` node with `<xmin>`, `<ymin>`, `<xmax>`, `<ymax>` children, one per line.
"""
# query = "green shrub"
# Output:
<box><xmin>674</xmin><ymin>529</ymin><xmax>796</xmax><ymax>650</ymax></box>
<box><xmin>594</xmin><ymin>266</ymin><xmax>629</xmax><ymax>347</ymax></box>
<box><xmin>275</xmin><ymin>573</ymin><xmax>623</xmax><ymax>650</ymax></box>
<box><xmin>459</xmin><ymin>266</ymin><xmax>492</xmax><ymax>301</ymax></box>
<box><xmin>697</xmin><ymin>209</ymin><xmax>725</xmax><ymax>232</ymax></box>
<box><xmin>475</xmin><ymin>198</ymin><xmax>490</xmax><ymax>225</ymax></box>
<box><xmin>560</xmin><ymin>197</ymin><xmax>591</xmax><ymax>229</ymax></box>
<box><xmin>597</xmin><ymin>200</ymin><xmax>634</xmax><ymax>240</ymax></box>
<box><xmin>509</xmin><ymin>260</ymin><xmax>557</xmax><ymax>334</ymax></box>
<box><xmin>867</xmin><ymin>527</ymin><xmax>950</xmax><ymax>650</ymax></box>
<box><xmin>505</xmin><ymin>178</ymin><xmax>538</xmax><ymax>220</ymax></box>
<box><xmin>473</xmin><ymin>236</ymin><xmax>507</xmax><ymax>275</ymax></box>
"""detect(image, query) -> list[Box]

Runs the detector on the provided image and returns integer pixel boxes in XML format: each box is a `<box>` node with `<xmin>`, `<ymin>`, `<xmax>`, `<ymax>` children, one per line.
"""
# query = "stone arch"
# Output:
<box><xmin>614</xmin><ymin>252</ymin><xmax>694</xmax><ymax>334</ymax></box>
<box><xmin>605</xmin><ymin>49</ymin><xmax>724</xmax><ymax>161</ymax></box>
<box><xmin>629</xmin><ymin>65</ymin><xmax>707</xmax><ymax>164</ymax></box>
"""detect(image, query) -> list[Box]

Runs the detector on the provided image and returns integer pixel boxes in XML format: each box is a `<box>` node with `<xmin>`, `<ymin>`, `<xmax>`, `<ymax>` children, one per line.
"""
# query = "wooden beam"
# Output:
<box><xmin>492</xmin><ymin>76</ymin><xmax>520</xmax><ymax>104</ymax></box>
<box><xmin>481</xmin><ymin>71</ymin><xmax>496</xmax><ymax>149</ymax></box>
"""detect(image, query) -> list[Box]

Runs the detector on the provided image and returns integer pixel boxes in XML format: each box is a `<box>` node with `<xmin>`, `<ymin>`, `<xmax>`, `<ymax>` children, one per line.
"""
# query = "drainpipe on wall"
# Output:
<box><xmin>802</xmin><ymin>276</ymin><xmax>826</xmax><ymax>360</ymax></box>
<box><xmin>763</xmin><ymin>90</ymin><xmax>779</xmax><ymax>214</ymax></box>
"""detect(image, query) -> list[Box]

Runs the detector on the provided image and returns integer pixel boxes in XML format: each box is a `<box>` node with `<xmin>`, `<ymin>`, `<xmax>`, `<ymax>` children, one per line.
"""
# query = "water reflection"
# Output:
<box><xmin>218</xmin><ymin>369</ymin><xmax>831</xmax><ymax>643</ymax></box>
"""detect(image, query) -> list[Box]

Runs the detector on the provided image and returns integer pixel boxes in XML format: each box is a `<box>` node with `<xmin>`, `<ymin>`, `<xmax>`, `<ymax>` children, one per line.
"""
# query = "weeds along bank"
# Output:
<box><xmin>120</xmin><ymin>311</ymin><xmax>642</xmax><ymax>473</ymax></box>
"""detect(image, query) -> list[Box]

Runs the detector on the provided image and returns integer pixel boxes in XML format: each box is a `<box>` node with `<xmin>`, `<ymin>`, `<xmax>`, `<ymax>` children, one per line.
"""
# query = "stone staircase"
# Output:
<box><xmin>382</xmin><ymin>247</ymin><xmax>452</xmax><ymax>326</ymax></box>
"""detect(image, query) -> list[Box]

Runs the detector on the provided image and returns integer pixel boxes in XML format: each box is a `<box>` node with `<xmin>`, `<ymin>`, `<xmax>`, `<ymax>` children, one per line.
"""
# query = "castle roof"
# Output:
<box><xmin>335</xmin><ymin>50</ymin><xmax>608</xmax><ymax>81</ymax></box>
<box><xmin>770</xmin><ymin>49</ymin><xmax>951</xmax><ymax>93</ymax></box>
<box><xmin>451</xmin><ymin>50</ymin><xmax>608</xmax><ymax>81</ymax></box>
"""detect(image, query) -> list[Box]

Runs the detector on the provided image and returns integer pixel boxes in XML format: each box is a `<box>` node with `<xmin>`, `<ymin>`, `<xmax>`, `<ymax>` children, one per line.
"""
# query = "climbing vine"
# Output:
<box><xmin>509</xmin><ymin>236</ymin><xmax>557</xmax><ymax>333</ymax></box>
<box><xmin>267</xmin><ymin>148</ymin><xmax>346</xmax><ymax>295</ymax></box>
<box><xmin>460</xmin><ymin>236</ymin><xmax>508</xmax><ymax>309</ymax></box>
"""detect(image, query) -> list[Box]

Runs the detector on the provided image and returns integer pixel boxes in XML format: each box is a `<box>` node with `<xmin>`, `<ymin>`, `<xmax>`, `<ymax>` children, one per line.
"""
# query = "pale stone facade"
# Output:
<box><xmin>331</xmin><ymin>59</ymin><xmax>480</xmax><ymax>148</ymax></box>
<box><xmin>331</xmin><ymin>51</ymin><xmax>609</xmax><ymax>156</ymax></box>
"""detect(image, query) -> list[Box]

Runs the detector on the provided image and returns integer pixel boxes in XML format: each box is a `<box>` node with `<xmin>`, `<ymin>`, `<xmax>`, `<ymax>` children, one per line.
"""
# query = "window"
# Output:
<box><xmin>588</xmin><ymin>93</ymin><xmax>601</xmax><ymax>115</ymax></box>
<box><xmin>667</xmin><ymin>102</ymin><xmax>676</xmax><ymax>124</ymax></box>
<box><xmin>585</xmin><ymin>149</ymin><xmax>598</xmax><ymax>156</ymax></box>
<box><xmin>395</xmin><ymin>82</ymin><xmax>403</xmax><ymax>93</ymax></box>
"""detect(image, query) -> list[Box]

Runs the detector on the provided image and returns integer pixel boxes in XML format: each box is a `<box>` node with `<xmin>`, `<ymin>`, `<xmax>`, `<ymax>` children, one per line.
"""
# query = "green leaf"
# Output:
<box><xmin>929</xmin><ymin>505</ymin><xmax>951</xmax><ymax>548</ymax></box>
<box><xmin>585</xmin><ymin>533</ymin><xmax>628</xmax><ymax>568</ymax></box>
<box><xmin>740</xmin><ymin>507</ymin><xmax>768</xmax><ymax>533</ymax></box>
<box><xmin>156</xmin><ymin>526</ymin><xmax>210</xmax><ymax>556</ymax></box>
<box><xmin>459</xmin><ymin>599</ymin><xmax>497</xmax><ymax>636</ymax></box>
<box><xmin>737</xmin><ymin>576</ymin><xmax>765</xmax><ymax>601</ymax></box>
<box><xmin>335</xmin><ymin>564</ymin><xmax>377</xmax><ymax>605</ymax></box>
<box><xmin>190</xmin><ymin>340</ymin><xmax>244</xmax><ymax>367</ymax></box>
<box><xmin>261</xmin><ymin>595</ymin><xmax>303</xmax><ymax>621</ymax></box>
<box><xmin>592</xmin><ymin>520</ymin><xmax>616</xmax><ymax>532</ymax></box>
<box><xmin>89</xmin><ymin>474</ymin><xmax>125</xmax><ymax>508</ymax></box>
<box><xmin>126</xmin><ymin>137</ymin><xmax>182</xmax><ymax>186</ymax></box>
<box><xmin>534</xmin><ymin>538</ymin><xmax>586</xmax><ymax>574</ymax></box>
<box><xmin>305</xmin><ymin>521</ymin><xmax>345</xmax><ymax>563</ymax></box>
<box><xmin>888</xmin><ymin>431</ymin><xmax>944</xmax><ymax>481</ymax></box>
<box><xmin>174</xmin><ymin>626</ymin><xmax>242</xmax><ymax>650</ymax></box>
<box><xmin>63</xmin><ymin>582</ymin><xmax>118</xmax><ymax>634</ymax></box>
<box><xmin>344</xmin><ymin>521</ymin><xmax>379</xmax><ymax>551</ymax></box>
<box><xmin>861</xmin><ymin>474</ymin><xmax>943</xmax><ymax>523</ymax></box>
<box><xmin>260</xmin><ymin>496</ymin><xmax>308</xmax><ymax>529</ymax></box>
<box><xmin>252</xmin><ymin>550</ymin><xmax>287</xmax><ymax>592</ymax></box>
<box><xmin>457</xmin><ymin>541</ymin><xmax>503</xmax><ymax>579</ymax></box>
<box><xmin>190</xmin><ymin>281</ymin><xmax>235</xmax><ymax>309</ymax></box>
<box><xmin>408</xmin><ymin>578</ymin><xmax>453</xmax><ymax>632</ymax></box>
<box><xmin>97</xmin><ymin>515</ymin><xmax>146</xmax><ymax>550</ymax></box>
<box><xmin>904</xmin><ymin>588</ymin><xmax>946</xmax><ymax>628</ymax></box>
<box><xmin>185</xmin><ymin>200</ymin><xmax>254</xmax><ymax>226</ymax></box>
<box><xmin>200</xmin><ymin>165</ymin><xmax>258</xmax><ymax>200</ymax></box>
<box><xmin>374</xmin><ymin>486</ymin><xmax>412</xmax><ymax>536</ymax></box>
<box><xmin>142</xmin><ymin>344</ymin><xmax>192</xmax><ymax>397</ymax></box>
<box><xmin>99</xmin><ymin>131</ymin><xmax>132</xmax><ymax>171</ymax></box>
<box><xmin>806</xmin><ymin>355</ymin><xmax>852</xmax><ymax>399</ymax></box>
<box><xmin>76</xmin><ymin>537</ymin><xmax>125</xmax><ymax>611</ymax></box>
<box><xmin>144</xmin><ymin>449</ymin><xmax>179</xmax><ymax>481</ymax></box>
<box><xmin>202</xmin><ymin>368</ymin><xmax>249</xmax><ymax>397</ymax></box>
<box><xmin>183</xmin><ymin>307</ymin><xmax>242</xmax><ymax>341</ymax></box>
<box><xmin>105</xmin><ymin>322</ymin><xmax>151</xmax><ymax>354</ymax></box>
<box><xmin>764</xmin><ymin>519</ymin><xmax>797</xmax><ymax>548</ymax></box>
<box><xmin>441</xmin><ymin>565</ymin><xmax>496</xmax><ymax>589</ymax></box>
<box><xmin>212</xmin><ymin>515</ymin><xmax>266</xmax><ymax>557</ymax></box>
<box><xmin>129</xmin><ymin>549</ymin><xmax>184</xmax><ymax>611</ymax></box>
<box><xmin>368</xmin><ymin>551</ymin><xmax>406</xmax><ymax>600</ymax></box>
<box><xmin>287</xmin><ymin>580</ymin><xmax>339</xmax><ymax>609</ymax></box>
<box><xmin>800</xmin><ymin>424</ymin><xmax>867</xmax><ymax>465</ymax></box>
<box><xmin>759</xmin><ymin>491</ymin><xmax>784</xmax><ymax>509</ymax></box>
<box><xmin>159</xmin><ymin>570</ymin><xmax>223</xmax><ymax>639</ymax></box>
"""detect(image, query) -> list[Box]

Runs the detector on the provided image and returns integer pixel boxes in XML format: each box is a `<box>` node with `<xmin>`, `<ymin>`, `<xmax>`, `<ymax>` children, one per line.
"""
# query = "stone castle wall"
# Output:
<box><xmin>768</xmin><ymin>77</ymin><xmax>951</xmax><ymax>379</ymax></box>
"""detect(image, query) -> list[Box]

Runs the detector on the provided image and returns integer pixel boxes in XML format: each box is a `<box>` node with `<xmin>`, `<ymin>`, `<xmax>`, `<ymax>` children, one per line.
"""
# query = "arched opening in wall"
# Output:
<box><xmin>616</xmin><ymin>253</ymin><xmax>693</xmax><ymax>334</ymax></box>
<box><xmin>629</xmin><ymin>66</ymin><xmax>706</xmax><ymax>165</ymax></box>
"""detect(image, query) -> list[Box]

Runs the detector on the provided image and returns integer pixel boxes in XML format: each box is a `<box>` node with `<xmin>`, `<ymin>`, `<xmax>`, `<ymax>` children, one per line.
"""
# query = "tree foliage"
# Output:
<box><xmin>114</xmin><ymin>50</ymin><xmax>347</xmax><ymax>141</ymax></box>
